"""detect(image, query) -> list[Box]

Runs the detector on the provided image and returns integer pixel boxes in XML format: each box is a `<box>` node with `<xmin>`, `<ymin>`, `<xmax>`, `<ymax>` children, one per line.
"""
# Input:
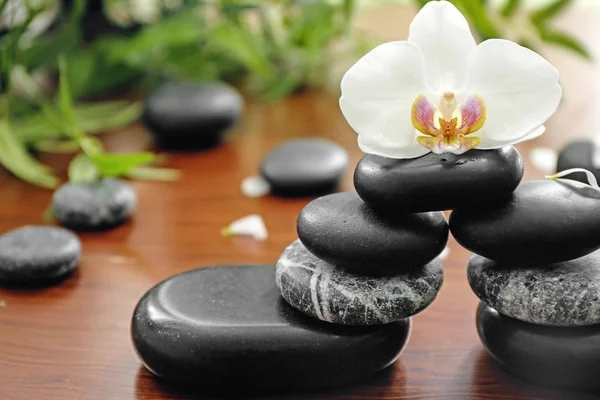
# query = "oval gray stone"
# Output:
<box><xmin>53</xmin><ymin>178</ymin><xmax>136</xmax><ymax>231</ymax></box>
<box><xmin>557</xmin><ymin>139</ymin><xmax>600</xmax><ymax>184</ymax></box>
<box><xmin>354</xmin><ymin>147</ymin><xmax>523</xmax><ymax>212</ymax></box>
<box><xmin>451</xmin><ymin>179</ymin><xmax>600</xmax><ymax>264</ymax></box>
<box><xmin>297</xmin><ymin>192</ymin><xmax>448</xmax><ymax>273</ymax></box>
<box><xmin>260</xmin><ymin>138</ymin><xmax>349</xmax><ymax>197</ymax></box>
<box><xmin>0</xmin><ymin>226</ymin><xmax>81</xmax><ymax>285</ymax></box>
<box><xmin>142</xmin><ymin>82</ymin><xmax>243</xmax><ymax>150</ymax></box>
<box><xmin>468</xmin><ymin>251</ymin><xmax>600</xmax><ymax>326</ymax></box>
<box><xmin>276</xmin><ymin>240</ymin><xmax>443</xmax><ymax>326</ymax></box>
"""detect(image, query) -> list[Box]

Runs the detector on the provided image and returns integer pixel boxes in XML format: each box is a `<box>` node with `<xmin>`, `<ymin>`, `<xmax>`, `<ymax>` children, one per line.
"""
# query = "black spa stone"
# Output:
<box><xmin>477</xmin><ymin>302</ymin><xmax>600</xmax><ymax>391</ymax></box>
<box><xmin>131</xmin><ymin>265</ymin><xmax>410</xmax><ymax>390</ymax></box>
<box><xmin>354</xmin><ymin>147</ymin><xmax>523</xmax><ymax>213</ymax></box>
<box><xmin>297</xmin><ymin>192</ymin><xmax>448</xmax><ymax>273</ymax></box>
<box><xmin>451</xmin><ymin>179</ymin><xmax>600</xmax><ymax>265</ymax></box>
<box><xmin>0</xmin><ymin>226</ymin><xmax>80</xmax><ymax>285</ymax></box>
<box><xmin>468</xmin><ymin>251</ymin><xmax>600</xmax><ymax>326</ymax></box>
<box><xmin>142</xmin><ymin>82</ymin><xmax>243</xmax><ymax>150</ymax></box>
<box><xmin>276</xmin><ymin>240</ymin><xmax>443</xmax><ymax>326</ymax></box>
<box><xmin>52</xmin><ymin>178</ymin><xmax>136</xmax><ymax>231</ymax></box>
<box><xmin>557</xmin><ymin>139</ymin><xmax>600</xmax><ymax>184</ymax></box>
<box><xmin>260</xmin><ymin>138</ymin><xmax>349</xmax><ymax>197</ymax></box>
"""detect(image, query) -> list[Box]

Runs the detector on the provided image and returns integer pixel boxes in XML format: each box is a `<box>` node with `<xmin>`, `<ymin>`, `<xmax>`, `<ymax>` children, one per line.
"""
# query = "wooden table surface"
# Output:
<box><xmin>2</xmin><ymin>6</ymin><xmax>600</xmax><ymax>398</ymax></box>
<box><xmin>0</xmin><ymin>91</ymin><xmax>598</xmax><ymax>400</ymax></box>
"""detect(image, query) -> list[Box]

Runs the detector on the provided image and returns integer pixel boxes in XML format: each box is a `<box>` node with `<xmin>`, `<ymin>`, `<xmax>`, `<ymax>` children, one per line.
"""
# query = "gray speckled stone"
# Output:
<box><xmin>0</xmin><ymin>226</ymin><xmax>81</xmax><ymax>285</ymax></box>
<box><xmin>53</xmin><ymin>178</ymin><xmax>136</xmax><ymax>231</ymax></box>
<box><xmin>468</xmin><ymin>251</ymin><xmax>600</xmax><ymax>326</ymax></box>
<box><xmin>276</xmin><ymin>240</ymin><xmax>443</xmax><ymax>326</ymax></box>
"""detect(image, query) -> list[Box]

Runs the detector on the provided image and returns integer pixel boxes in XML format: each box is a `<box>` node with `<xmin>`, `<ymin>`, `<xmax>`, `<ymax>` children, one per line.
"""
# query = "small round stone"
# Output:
<box><xmin>0</xmin><ymin>226</ymin><xmax>81</xmax><ymax>285</ymax></box>
<box><xmin>477</xmin><ymin>302</ymin><xmax>600</xmax><ymax>391</ymax></box>
<box><xmin>53</xmin><ymin>178</ymin><xmax>136</xmax><ymax>231</ymax></box>
<box><xmin>260</xmin><ymin>138</ymin><xmax>349</xmax><ymax>197</ymax></box>
<box><xmin>297</xmin><ymin>192</ymin><xmax>448</xmax><ymax>273</ymax></box>
<box><xmin>468</xmin><ymin>251</ymin><xmax>600</xmax><ymax>326</ymax></box>
<box><xmin>557</xmin><ymin>139</ymin><xmax>600</xmax><ymax>184</ymax></box>
<box><xmin>142</xmin><ymin>82</ymin><xmax>243</xmax><ymax>150</ymax></box>
<box><xmin>354</xmin><ymin>147</ymin><xmax>523</xmax><ymax>213</ymax></box>
<box><xmin>451</xmin><ymin>179</ymin><xmax>600</xmax><ymax>264</ymax></box>
<box><xmin>276</xmin><ymin>240</ymin><xmax>443</xmax><ymax>326</ymax></box>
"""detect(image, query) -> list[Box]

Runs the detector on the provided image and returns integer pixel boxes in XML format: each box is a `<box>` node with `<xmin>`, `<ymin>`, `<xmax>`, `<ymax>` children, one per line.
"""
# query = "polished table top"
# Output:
<box><xmin>1</xmin><ymin>90</ymin><xmax>599</xmax><ymax>400</ymax></box>
<box><xmin>2</xmin><ymin>5</ymin><xmax>600</xmax><ymax>396</ymax></box>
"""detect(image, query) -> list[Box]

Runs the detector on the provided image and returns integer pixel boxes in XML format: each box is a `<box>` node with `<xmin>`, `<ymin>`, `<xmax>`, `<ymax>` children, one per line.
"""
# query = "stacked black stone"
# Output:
<box><xmin>276</xmin><ymin>146</ymin><xmax>525</xmax><ymax>329</ymax></box>
<box><xmin>450</xmin><ymin>177</ymin><xmax>600</xmax><ymax>391</ymax></box>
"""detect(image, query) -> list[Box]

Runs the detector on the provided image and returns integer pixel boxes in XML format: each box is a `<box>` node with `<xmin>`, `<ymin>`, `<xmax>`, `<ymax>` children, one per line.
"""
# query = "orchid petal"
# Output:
<box><xmin>358</xmin><ymin>133</ymin><xmax>430</xmax><ymax>159</ymax></box>
<box><xmin>475</xmin><ymin>125</ymin><xmax>545</xmax><ymax>149</ymax></box>
<box><xmin>461</xmin><ymin>39</ymin><xmax>561</xmax><ymax>142</ymax></box>
<box><xmin>408</xmin><ymin>0</ymin><xmax>476</xmax><ymax>92</ymax></box>
<box><xmin>221</xmin><ymin>214</ymin><xmax>268</xmax><ymax>241</ymax></box>
<box><xmin>411</xmin><ymin>94</ymin><xmax>438</xmax><ymax>136</ymax></box>
<box><xmin>241</xmin><ymin>175</ymin><xmax>271</xmax><ymax>198</ymax></box>
<box><xmin>340</xmin><ymin>41</ymin><xmax>432</xmax><ymax>157</ymax></box>
<box><xmin>457</xmin><ymin>94</ymin><xmax>486</xmax><ymax>135</ymax></box>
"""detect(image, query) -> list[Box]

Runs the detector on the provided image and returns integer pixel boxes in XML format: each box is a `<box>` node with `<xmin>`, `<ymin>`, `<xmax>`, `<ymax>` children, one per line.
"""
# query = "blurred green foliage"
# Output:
<box><xmin>414</xmin><ymin>0</ymin><xmax>590</xmax><ymax>59</ymax></box>
<box><xmin>0</xmin><ymin>0</ymin><xmax>590</xmax><ymax>192</ymax></box>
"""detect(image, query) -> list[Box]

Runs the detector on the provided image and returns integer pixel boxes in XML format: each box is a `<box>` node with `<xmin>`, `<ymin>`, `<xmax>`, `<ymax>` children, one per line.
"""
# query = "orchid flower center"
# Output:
<box><xmin>411</xmin><ymin>92</ymin><xmax>487</xmax><ymax>155</ymax></box>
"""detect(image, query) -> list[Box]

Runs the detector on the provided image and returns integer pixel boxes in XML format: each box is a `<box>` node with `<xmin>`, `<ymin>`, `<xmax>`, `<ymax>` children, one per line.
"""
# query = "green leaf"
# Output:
<box><xmin>539</xmin><ymin>28</ymin><xmax>591</xmax><ymax>60</ymax></box>
<box><xmin>90</xmin><ymin>152</ymin><xmax>156</xmax><ymax>177</ymax></box>
<box><xmin>0</xmin><ymin>121</ymin><xmax>59</xmax><ymax>189</ymax></box>
<box><xmin>43</xmin><ymin>202</ymin><xmax>55</xmax><ymax>222</ymax></box>
<box><xmin>126</xmin><ymin>166</ymin><xmax>180</xmax><ymax>181</ymax></box>
<box><xmin>501</xmin><ymin>0</ymin><xmax>521</xmax><ymax>18</ymax></box>
<box><xmin>531</xmin><ymin>0</ymin><xmax>572</xmax><ymax>25</ymax></box>
<box><xmin>35</xmin><ymin>139</ymin><xmax>81</xmax><ymax>153</ymax></box>
<box><xmin>211</xmin><ymin>22</ymin><xmax>273</xmax><ymax>80</ymax></box>
<box><xmin>57</xmin><ymin>54</ymin><xmax>76</xmax><ymax>132</ymax></box>
<box><xmin>450</xmin><ymin>0</ymin><xmax>500</xmax><ymax>40</ymax></box>
<box><xmin>68</xmin><ymin>152</ymin><xmax>99</xmax><ymax>183</ymax></box>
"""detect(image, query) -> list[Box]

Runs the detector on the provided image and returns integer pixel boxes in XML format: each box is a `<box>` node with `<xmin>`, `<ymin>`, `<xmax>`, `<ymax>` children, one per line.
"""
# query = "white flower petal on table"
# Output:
<box><xmin>408</xmin><ymin>0</ymin><xmax>476</xmax><ymax>92</ymax></box>
<box><xmin>475</xmin><ymin>126</ymin><xmax>546</xmax><ymax>149</ymax></box>
<box><xmin>461</xmin><ymin>39</ymin><xmax>561</xmax><ymax>142</ymax></box>
<box><xmin>241</xmin><ymin>175</ymin><xmax>271</xmax><ymax>198</ymax></box>
<box><xmin>529</xmin><ymin>147</ymin><xmax>558</xmax><ymax>175</ymax></box>
<box><xmin>221</xmin><ymin>214</ymin><xmax>268</xmax><ymax>241</ymax></box>
<box><xmin>340</xmin><ymin>41</ymin><xmax>431</xmax><ymax>156</ymax></box>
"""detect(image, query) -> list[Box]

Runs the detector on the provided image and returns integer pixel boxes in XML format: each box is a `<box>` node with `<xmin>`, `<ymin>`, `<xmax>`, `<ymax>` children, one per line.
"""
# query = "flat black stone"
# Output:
<box><xmin>0</xmin><ymin>226</ymin><xmax>80</xmax><ymax>286</ymax></box>
<box><xmin>276</xmin><ymin>240</ymin><xmax>443</xmax><ymax>326</ymax></box>
<box><xmin>477</xmin><ymin>302</ymin><xmax>600</xmax><ymax>392</ymax></box>
<box><xmin>260</xmin><ymin>138</ymin><xmax>349</xmax><ymax>197</ymax></box>
<box><xmin>131</xmin><ymin>265</ymin><xmax>410</xmax><ymax>389</ymax></box>
<box><xmin>52</xmin><ymin>178</ymin><xmax>136</xmax><ymax>231</ymax></box>
<box><xmin>451</xmin><ymin>179</ymin><xmax>600</xmax><ymax>264</ymax></box>
<box><xmin>354</xmin><ymin>147</ymin><xmax>523</xmax><ymax>212</ymax></box>
<box><xmin>297</xmin><ymin>192</ymin><xmax>448</xmax><ymax>273</ymax></box>
<box><xmin>557</xmin><ymin>139</ymin><xmax>600</xmax><ymax>184</ymax></box>
<box><xmin>468</xmin><ymin>251</ymin><xmax>600</xmax><ymax>326</ymax></box>
<box><xmin>142</xmin><ymin>82</ymin><xmax>243</xmax><ymax>150</ymax></box>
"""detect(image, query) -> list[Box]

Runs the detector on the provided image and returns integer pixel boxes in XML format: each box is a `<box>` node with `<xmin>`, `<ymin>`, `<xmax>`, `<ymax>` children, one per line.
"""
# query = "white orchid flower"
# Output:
<box><xmin>339</xmin><ymin>0</ymin><xmax>562</xmax><ymax>159</ymax></box>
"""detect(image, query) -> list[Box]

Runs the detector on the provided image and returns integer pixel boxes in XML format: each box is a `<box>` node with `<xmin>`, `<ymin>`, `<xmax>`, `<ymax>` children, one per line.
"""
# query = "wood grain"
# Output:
<box><xmin>2</xmin><ymin>4</ymin><xmax>600</xmax><ymax>396</ymax></box>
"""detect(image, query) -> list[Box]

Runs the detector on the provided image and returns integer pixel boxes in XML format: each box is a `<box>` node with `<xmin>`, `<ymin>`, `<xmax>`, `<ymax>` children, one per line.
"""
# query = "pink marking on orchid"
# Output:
<box><xmin>411</xmin><ymin>93</ymin><xmax>486</xmax><ymax>154</ymax></box>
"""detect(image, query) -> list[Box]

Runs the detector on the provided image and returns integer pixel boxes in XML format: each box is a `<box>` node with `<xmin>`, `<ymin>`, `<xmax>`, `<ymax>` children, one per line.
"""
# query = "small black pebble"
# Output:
<box><xmin>142</xmin><ymin>82</ymin><xmax>243</xmax><ymax>151</ymax></box>
<box><xmin>53</xmin><ymin>178</ymin><xmax>136</xmax><ymax>231</ymax></box>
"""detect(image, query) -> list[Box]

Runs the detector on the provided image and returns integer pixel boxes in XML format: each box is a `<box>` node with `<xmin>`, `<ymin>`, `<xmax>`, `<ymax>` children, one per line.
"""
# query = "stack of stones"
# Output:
<box><xmin>275</xmin><ymin>146</ymin><xmax>525</xmax><ymax>333</ymax></box>
<box><xmin>450</xmin><ymin>177</ymin><xmax>600</xmax><ymax>391</ymax></box>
